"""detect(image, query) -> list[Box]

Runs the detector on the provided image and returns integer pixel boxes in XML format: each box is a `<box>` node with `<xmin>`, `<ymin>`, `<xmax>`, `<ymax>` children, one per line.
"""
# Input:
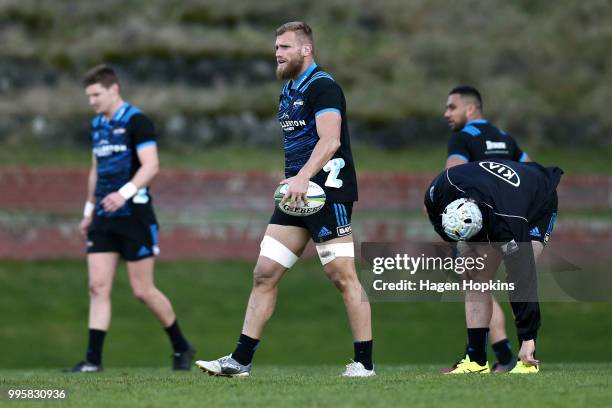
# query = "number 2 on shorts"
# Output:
<box><xmin>324</xmin><ymin>158</ymin><xmax>345</xmax><ymax>188</ymax></box>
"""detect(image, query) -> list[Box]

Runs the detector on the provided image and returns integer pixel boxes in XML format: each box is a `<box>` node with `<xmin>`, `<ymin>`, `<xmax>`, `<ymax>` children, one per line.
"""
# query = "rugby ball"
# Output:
<box><xmin>274</xmin><ymin>181</ymin><xmax>326</xmax><ymax>216</ymax></box>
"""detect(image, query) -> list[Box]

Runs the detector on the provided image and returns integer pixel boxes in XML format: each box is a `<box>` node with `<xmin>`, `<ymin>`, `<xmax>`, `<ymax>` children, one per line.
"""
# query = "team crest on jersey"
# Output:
<box><xmin>479</xmin><ymin>161</ymin><xmax>521</xmax><ymax>187</ymax></box>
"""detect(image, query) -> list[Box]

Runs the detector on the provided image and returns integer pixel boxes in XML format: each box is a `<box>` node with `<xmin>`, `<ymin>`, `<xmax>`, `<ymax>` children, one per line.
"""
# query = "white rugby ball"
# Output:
<box><xmin>274</xmin><ymin>181</ymin><xmax>326</xmax><ymax>216</ymax></box>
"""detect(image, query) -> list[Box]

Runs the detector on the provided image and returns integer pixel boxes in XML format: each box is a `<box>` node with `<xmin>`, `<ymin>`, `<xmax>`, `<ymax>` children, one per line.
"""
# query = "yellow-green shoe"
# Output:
<box><xmin>509</xmin><ymin>361</ymin><xmax>540</xmax><ymax>374</ymax></box>
<box><xmin>445</xmin><ymin>355</ymin><xmax>490</xmax><ymax>374</ymax></box>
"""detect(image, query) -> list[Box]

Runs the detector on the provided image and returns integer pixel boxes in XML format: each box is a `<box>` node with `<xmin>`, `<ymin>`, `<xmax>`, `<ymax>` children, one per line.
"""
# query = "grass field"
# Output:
<box><xmin>2</xmin><ymin>364</ymin><xmax>612</xmax><ymax>408</ymax></box>
<box><xmin>1</xmin><ymin>145</ymin><xmax>612</xmax><ymax>173</ymax></box>
<box><xmin>1</xmin><ymin>260</ymin><xmax>612</xmax><ymax>407</ymax></box>
<box><xmin>1</xmin><ymin>259</ymin><xmax>612</xmax><ymax>367</ymax></box>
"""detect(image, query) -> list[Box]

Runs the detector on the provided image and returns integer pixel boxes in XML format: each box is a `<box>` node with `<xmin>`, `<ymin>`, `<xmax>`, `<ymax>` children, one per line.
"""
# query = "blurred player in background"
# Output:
<box><xmin>196</xmin><ymin>21</ymin><xmax>374</xmax><ymax>378</ymax></box>
<box><xmin>66</xmin><ymin>65</ymin><xmax>194</xmax><ymax>372</ymax></box>
<box><xmin>442</xmin><ymin>86</ymin><xmax>531</xmax><ymax>373</ymax></box>
<box><xmin>425</xmin><ymin>159</ymin><xmax>562</xmax><ymax>373</ymax></box>
<box><xmin>445</xmin><ymin>86</ymin><xmax>529</xmax><ymax>167</ymax></box>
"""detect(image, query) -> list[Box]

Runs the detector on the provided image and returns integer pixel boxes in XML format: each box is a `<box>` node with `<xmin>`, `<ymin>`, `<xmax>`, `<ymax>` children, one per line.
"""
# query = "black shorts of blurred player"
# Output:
<box><xmin>87</xmin><ymin>213</ymin><xmax>160</xmax><ymax>261</ymax></box>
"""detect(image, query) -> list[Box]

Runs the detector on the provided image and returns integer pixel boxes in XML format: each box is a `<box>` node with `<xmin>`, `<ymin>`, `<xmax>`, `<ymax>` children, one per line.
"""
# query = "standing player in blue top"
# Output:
<box><xmin>445</xmin><ymin>86</ymin><xmax>529</xmax><ymax>168</ymax></box>
<box><xmin>66</xmin><ymin>65</ymin><xmax>194</xmax><ymax>372</ymax></box>
<box><xmin>196</xmin><ymin>22</ymin><xmax>374</xmax><ymax>378</ymax></box>
<box><xmin>442</xmin><ymin>86</ymin><xmax>530</xmax><ymax>373</ymax></box>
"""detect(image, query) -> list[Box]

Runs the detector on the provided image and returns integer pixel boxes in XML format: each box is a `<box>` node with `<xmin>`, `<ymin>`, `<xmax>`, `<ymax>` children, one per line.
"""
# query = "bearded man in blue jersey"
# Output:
<box><xmin>196</xmin><ymin>22</ymin><xmax>374</xmax><ymax>378</ymax></box>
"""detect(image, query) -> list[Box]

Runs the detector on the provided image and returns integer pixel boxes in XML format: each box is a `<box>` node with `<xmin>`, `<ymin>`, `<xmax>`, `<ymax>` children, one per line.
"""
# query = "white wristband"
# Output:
<box><xmin>118</xmin><ymin>182</ymin><xmax>138</xmax><ymax>200</ymax></box>
<box><xmin>83</xmin><ymin>201</ymin><xmax>95</xmax><ymax>218</ymax></box>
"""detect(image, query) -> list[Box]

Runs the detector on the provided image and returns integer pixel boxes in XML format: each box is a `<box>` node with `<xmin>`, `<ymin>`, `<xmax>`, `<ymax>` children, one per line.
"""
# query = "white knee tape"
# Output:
<box><xmin>315</xmin><ymin>242</ymin><xmax>355</xmax><ymax>266</ymax></box>
<box><xmin>259</xmin><ymin>235</ymin><xmax>299</xmax><ymax>269</ymax></box>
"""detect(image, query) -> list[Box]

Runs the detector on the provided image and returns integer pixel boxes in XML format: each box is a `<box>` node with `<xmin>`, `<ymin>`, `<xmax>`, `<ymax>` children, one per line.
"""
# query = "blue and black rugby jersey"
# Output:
<box><xmin>447</xmin><ymin>119</ymin><xmax>528</xmax><ymax>163</ymax></box>
<box><xmin>425</xmin><ymin>159</ymin><xmax>562</xmax><ymax>243</ymax></box>
<box><xmin>278</xmin><ymin>63</ymin><xmax>358</xmax><ymax>202</ymax></box>
<box><xmin>90</xmin><ymin>103</ymin><xmax>157</xmax><ymax>217</ymax></box>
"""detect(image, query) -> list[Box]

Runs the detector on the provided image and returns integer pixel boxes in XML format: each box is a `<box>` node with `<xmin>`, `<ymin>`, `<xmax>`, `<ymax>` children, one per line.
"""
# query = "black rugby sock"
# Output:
<box><xmin>354</xmin><ymin>340</ymin><xmax>374</xmax><ymax>370</ymax></box>
<box><xmin>492</xmin><ymin>339</ymin><xmax>514</xmax><ymax>365</ymax></box>
<box><xmin>86</xmin><ymin>329</ymin><xmax>106</xmax><ymax>365</ymax></box>
<box><xmin>232</xmin><ymin>333</ymin><xmax>260</xmax><ymax>366</ymax></box>
<box><xmin>466</xmin><ymin>328</ymin><xmax>489</xmax><ymax>366</ymax></box>
<box><xmin>164</xmin><ymin>319</ymin><xmax>190</xmax><ymax>353</ymax></box>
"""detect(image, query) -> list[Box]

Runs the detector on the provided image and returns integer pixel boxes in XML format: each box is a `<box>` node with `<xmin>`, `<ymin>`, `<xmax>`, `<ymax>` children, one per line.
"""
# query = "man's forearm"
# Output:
<box><xmin>128</xmin><ymin>162</ymin><xmax>159</xmax><ymax>190</ymax></box>
<box><xmin>86</xmin><ymin>168</ymin><xmax>96</xmax><ymax>201</ymax></box>
<box><xmin>298</xmin><ymin>138</ymin><xmax>340</xmax><ymax>179</ymax></box>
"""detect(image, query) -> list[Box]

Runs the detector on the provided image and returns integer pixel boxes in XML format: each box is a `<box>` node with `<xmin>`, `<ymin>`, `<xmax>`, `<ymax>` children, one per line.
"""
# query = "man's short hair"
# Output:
<box><xmin>82</xmin><ymin>64</ymin><xmax>119</xmax><ymax>89</ymax></box>
<box><xmin>449</xmin><ymin>85</ymin><xmax>482</xmax><ymax>110</ymax></box>
<box><xmin>276</xmin><ymin>21</ymin><xmax>314</xmax><ymax>48</ymax></box>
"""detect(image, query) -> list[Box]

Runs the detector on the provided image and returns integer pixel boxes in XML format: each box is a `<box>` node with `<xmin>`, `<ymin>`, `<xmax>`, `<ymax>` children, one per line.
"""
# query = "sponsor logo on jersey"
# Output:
<box><xmin>280</xmin><ymin>120</ymin><xmax>307</xmax><ymax>131</ymax></box>
<box><xmin>486</xmin><ymin>140</ymin><xmax>507</xmax><ymax>150</ymax></box>
<box><xmin>113</xmin><ymin>128</ymin><xmax>126</xmax><ymax>134</ymax></box>
<box><xmin>93</xmin><ymin>143</ymin><xmax>128</xmax><ymax>157</ymax></box>
<box><xmin>478</xmin><ymin>161</ymin><xmax>521</xmax><ymax>187</ymax></box>
<box><xmin>337</xmin><ymin>224</ymin><xmax>352</xmax><ymax>237</ymax></box>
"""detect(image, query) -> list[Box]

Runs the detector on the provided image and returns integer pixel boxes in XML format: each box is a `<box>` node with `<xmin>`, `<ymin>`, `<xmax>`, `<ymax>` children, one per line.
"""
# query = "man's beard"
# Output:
<box><xmin>449</xmin><ymin>119</ymin><xmax>466</xmax><ymax>132</ymax></box>
<box><xmin>276</xmin><ymin>55</ymin><xmax>305</xmax><ymax>80</ymax></box>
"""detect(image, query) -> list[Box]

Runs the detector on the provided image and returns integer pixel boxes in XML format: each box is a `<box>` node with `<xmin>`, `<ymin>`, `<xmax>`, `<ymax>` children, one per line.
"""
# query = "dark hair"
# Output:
<box><xmin>82</xmin><ymin>64</ymin><xmax>120</xmax><ymax>89</ymax></box>
<box><xmin>449</xmin><ymin>85</ymin><xmax>482</xmax><ymax>110</ymax></box>
<box><xmin>276</xmin><ymin>21</ymin><xmax>314</xmax><ymax>47</ymax></box>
